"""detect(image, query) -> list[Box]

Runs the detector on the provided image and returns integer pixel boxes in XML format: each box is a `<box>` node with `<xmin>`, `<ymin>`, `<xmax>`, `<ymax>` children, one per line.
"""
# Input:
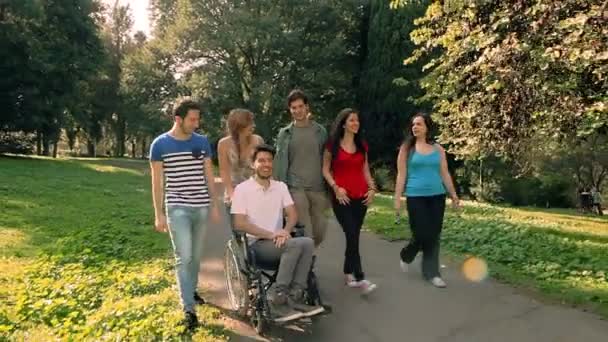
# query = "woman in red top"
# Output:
<box><xmin>322</xmin><ymin>108</ymin><xmax>378</xmax><ymax>295</ymax></box>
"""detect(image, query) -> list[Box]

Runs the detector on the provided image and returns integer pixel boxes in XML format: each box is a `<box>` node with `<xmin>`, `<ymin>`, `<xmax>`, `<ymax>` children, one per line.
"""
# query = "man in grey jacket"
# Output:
<box><xmin>273</xmin><ymin>89</ymin><xmax>329</xmax><ymax>248</ymax></box>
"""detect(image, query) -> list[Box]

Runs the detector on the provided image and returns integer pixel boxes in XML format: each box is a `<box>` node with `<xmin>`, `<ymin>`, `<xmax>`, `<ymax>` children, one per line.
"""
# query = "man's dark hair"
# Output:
<box><xmin>173</xmin><ymin>98</ymin><xmax>201</xmax><ymax>119</ymax></box>
<box><xmin>287</xmin><ymin>89</ymin><xmax>308</xmax><ymax>107</ymax></box>
<box><xmin>252</xmin><ymin>144</ymin><xmax>276</xmax><ymax>162</ymax></box>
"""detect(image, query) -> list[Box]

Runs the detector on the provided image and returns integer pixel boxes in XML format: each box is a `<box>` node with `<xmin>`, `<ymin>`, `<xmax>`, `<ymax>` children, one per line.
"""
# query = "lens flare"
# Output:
<box><xmin>462</xmin><ymin>256</ymin><xmax>489</xmax><ymax>282</ymax></box>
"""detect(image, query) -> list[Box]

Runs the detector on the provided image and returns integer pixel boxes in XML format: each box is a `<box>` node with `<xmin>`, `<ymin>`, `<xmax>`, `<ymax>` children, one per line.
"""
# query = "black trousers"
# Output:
<box><xmin>400</xmin><ymin>195</ymin><xmax>446</xmax><ymax>280</ymax></box>
<box><xmin>332</xmin><ymin>198</ymin><xmax>367</xmax><ymax>281</ymax></box>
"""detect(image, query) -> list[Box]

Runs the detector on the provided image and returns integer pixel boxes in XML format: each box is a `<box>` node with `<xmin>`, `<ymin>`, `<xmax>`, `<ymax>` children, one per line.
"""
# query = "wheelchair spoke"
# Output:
<box><xmin>224</xmin><ymin>241</ymin><xmax>249</xmax><ymax>314</ymax></box>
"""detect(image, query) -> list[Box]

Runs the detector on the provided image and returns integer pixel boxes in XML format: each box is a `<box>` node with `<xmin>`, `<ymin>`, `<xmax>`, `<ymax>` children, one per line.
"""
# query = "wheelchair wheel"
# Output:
<box><xmin>252</xmin><ymin>308</ymin><xmax>267</xmax><ymax>335</ymax></box>
<box><xmin>251</xmin><ymin>282</ymin><xmax>269</xmax><ymax>335</ymax></box>
<box><xmin>224</xmin><ymin>239</ymin><xmax>249</xmax><ymax>316</ymax></box>
<box><xmin>306</xmin><ymin>270</ymin><xmax>321</xmax><ymax>305</ymax></box>
<box><xmin>306</xmin><ymin>271</ymin><xmax>333</xmax><ymax>313</ymax></box>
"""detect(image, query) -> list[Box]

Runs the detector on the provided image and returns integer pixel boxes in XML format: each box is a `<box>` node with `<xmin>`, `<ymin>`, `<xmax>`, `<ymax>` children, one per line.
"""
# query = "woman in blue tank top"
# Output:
<box><xmin>393</xmin><ymin>113</ymin><xmax>460</xmax><ymax>288</ymax></box>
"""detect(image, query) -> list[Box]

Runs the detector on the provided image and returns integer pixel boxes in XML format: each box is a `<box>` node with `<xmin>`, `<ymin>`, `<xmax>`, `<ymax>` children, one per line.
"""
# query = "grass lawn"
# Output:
<box><xmin>364</xmin><ymin>194</ymin><xmax>608</xmax><ymax>318</ymax></box>
<box><xmin>0</xmin><ymin>155</ymin><xmax>229</xmax><ymax>341</ymax></box>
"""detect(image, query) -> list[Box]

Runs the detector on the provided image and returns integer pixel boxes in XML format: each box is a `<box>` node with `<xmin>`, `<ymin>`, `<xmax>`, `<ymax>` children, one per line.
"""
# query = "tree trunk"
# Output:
<box><xmin>355</xmin><ymin>1</ymin><xmax>370</xmax><ymax>95</ymax></box>
<box><xmin>479</xmin><ymin>158</ymin><xmax>484</xmax><ymax>195</ymax></box>
<box><xmin>52</xmin><ymin>141</ymin><xmax>58</xmax><ymax>158</ymax></box>
<box><xmin>36</xmin><ymin>130</ymin><xmax>42</xmax><ymax>155</ymax></box>
<box><xmin>42</xmin><ymin>132</ymin><xmax>50</xmax><ymax>156</ymax></box>
<box><xmin>114</xmin><ymin>115</ymin><xmax>126</xmax><ymax>157</ymax></box>
<box><xmin>141</xmin><ymin>136</ymin><xmax>147</xmax><ymax>159</ymax></box>
<box><xmin>131</xmin><ymin>139</ymin><xmax>136</xmax><ymax>158</ymax></box>
<box><xmin>87</xmin><ymin>139</ymin><xmax>96</xmax><ymax>157</ymax></box>
<box><xmin>576</xmin><ymin>167</ymin><xmax>584</xmax><ymax>188</ymax></box>
<box><xmin>0</xmin><ymin>4</ymin><xmax>7</xmax><ymax>22</ymax></box>
<box><xmin>597</xmin><ymin>168</ymin><xmax>607</xmax><ymax>190</ymax></box>
<box><xmin>66</xmin><ymin>128</ymin><xmax>78</xmax><ymax>151</ymax></box>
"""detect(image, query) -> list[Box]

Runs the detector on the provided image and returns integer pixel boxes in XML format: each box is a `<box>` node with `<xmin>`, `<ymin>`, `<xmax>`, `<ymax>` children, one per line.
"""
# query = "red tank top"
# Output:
<box><xmin>326</xmin><ymin>141</ymin><xmax>369</xmax><ymax>199</ymax></box>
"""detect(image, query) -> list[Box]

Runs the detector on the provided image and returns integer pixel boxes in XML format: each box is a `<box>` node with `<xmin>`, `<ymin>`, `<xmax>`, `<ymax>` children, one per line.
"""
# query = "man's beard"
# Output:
<box><xmin>180</xmin><ymin>122</ymin><xmax>193</xmax><ymax>134</ymax></box>
<box><xmin>255</xmin><ymin>172</ymin><xmax>271</xmax><ymax>180</ymax></box>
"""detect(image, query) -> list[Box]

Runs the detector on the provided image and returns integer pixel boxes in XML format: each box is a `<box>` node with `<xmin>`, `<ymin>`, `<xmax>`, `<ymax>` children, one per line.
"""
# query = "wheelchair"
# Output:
<box><xmin>223</xmin><ymin>224</ymin><xmax>331</xmax><ymax>335</ymax></box>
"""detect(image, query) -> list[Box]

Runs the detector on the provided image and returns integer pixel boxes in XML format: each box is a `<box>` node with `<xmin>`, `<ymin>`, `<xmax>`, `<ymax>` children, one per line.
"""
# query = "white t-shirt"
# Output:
<box><xmin>230</xmin><ymin>178</ymin><xmax>294</xmax><ymax>242</ymax></box>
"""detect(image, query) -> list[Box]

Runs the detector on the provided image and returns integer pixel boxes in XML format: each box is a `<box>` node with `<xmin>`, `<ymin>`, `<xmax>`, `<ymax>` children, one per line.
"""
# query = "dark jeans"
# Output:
<box><xmin>400</xmin><ymin>195</ymin><xmax>446</xmax><ymax>280</ymax></box>
<box><xmin>332</xmin><ymin>198</ymin><xmax>367</xmax><ymax>281</ymax></box>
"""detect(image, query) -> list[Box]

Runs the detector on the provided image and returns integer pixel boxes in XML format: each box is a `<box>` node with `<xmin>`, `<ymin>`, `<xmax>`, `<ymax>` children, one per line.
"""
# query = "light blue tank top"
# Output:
<box><xmin>405</xmin><ymin>145</ymin><xmax>446</xmax><ymax>197</ymax></box>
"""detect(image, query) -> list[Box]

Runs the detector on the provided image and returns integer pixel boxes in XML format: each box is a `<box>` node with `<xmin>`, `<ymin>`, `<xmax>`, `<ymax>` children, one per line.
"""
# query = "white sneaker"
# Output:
<box><xmin>399</xmin><ymin>260</ymin><xmax>409</xmax><ymax>273</ymax></box>
<box><xmin>359</xmin><ymin>280</ymin><xmax>377</xmax><ymax>295</ymax></box>
<box><xmin>346</xmin><ymin>279</ymin><xmax>362</xmax><ymax>288</ymax></box>
<box><xmin>345</xmin><ymin>274</ymin><xmax>361</xmax><ymax>288</ymax></box>
<box><xmin>431</xmin><ymin>277</ymin><xmax>447</xmax><ymax>288</ymax></box>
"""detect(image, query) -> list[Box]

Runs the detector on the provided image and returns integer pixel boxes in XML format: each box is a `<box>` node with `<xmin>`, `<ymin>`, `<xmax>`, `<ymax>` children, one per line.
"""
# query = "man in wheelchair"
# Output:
<box><xmin>231</xmin><ymin>144</ymin><xmax>325</xmax><ymax>323</ymax></box>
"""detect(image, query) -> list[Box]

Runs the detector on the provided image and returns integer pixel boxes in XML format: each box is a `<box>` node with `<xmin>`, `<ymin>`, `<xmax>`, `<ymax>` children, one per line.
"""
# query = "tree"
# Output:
<box><xmin>0</xmin><ymin>1</ymin><xmax>42</xmax><ymax>133</ymax></box>
<box><xmin>358</xmin><ymin>0</ymin><xmax>430</xmax><ymax>166</ymax></box>
<box><xmin>70</xmin><ymin>68</ymin><xmax>114</xmax><ymax>157</ymax></box>
<box><xmin>152</xmin><ymin>0</ymin><xmax>364</xmax><ymax>141</ymax></box>
<box><xmin>102</xmin><ymin>0</ymin><xmax>134</xmax><ymax>157</ymax></box>
<box><xmin>543</xmin><ymin>132</ymin><xmax>608</xmax><ymax>191</ymax></box>
<box><xmin>120</xmin><ymin>34</ymin><xmax>178</xmax><ymax>158</ymax></box>
<box><xmin>0</xmin><ymin>0</ymin><xmax>105</xmax><ymax>156</ymax></box>
<box><xmin>149</xmin><ymin>0</ymin><xmax>178</xmax><ymax>37</ymax></box>
<box><xmin>405</xmin><ymin>0</ymin><xmax>607</xmax><ymax>168</ymax></box>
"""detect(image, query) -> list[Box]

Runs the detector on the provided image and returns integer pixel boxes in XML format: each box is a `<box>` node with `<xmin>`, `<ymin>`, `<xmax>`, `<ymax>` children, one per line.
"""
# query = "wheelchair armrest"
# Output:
<box><xmin>231</xmin><ymin>229</ymin><xmax>250</xmax><ymax>251</ymax></box>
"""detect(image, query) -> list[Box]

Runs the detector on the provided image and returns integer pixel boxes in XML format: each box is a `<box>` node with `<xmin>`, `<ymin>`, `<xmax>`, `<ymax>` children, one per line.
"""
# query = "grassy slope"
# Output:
<box><xmin>0</xmin><ymin>156</ymin><xmax>228</xmax><ymax>341</ymax></box>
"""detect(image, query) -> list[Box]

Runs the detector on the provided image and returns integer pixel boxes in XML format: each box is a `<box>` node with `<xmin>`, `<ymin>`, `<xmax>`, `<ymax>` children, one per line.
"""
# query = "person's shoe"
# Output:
<box><xmin>345</xmin><ymin>274</ymin><xmax>361</xmax><ymax>288</ymax></box>
<box><xmin>430</xmin><ymin>277</ymin><xmax>447</xmax><ymax>288</ymax></box>
<box><xmin>184</xmin><ymin>311</ymin><xmax>198</xmax><ymax>331</ymax></box>
<box><xmin>270</xmin><ymin>290</ymin><xmax>304</xmax><ymax>323</ymax></box>
<box><xmin>194</xmin><ymin>292</ymin><xmax>206</xmax><ymax>305</ymax></box>
<box><xmin>288</xmin><ymin>298</ymin><xmax>325</xmax><ymax>317</ymax></box>
<box><xmin>271</xmin><ymin>302</ymin><xmax>305</xmax><ymax>323</ymax></box>
<box><xmin>359</xmin><ymin>280</ymin><xmax>377</xmax><ymax>295</ymax></box>
<box><xmin>288</xmin><ymin>290</ymin><xmax>325</xmax><ymax>317</ymax></box>
<box><xmin>399</xmin><ymin>260</ymin><xmax>409</xmax><ymax>273</ymax></box>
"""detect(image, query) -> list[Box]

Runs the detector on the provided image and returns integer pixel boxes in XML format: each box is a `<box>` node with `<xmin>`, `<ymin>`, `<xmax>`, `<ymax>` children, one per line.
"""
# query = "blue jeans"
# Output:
<box><xmin>166</xmin><ymin>205</ymin><xmax>209</xmax><ymax>312</ymax></box>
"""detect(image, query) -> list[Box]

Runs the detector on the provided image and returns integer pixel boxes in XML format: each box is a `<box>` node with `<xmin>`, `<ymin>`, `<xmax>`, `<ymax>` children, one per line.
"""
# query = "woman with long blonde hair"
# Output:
<box><xmin>218</xmin><ymin>109</ymin><xmax>264</xmax><ymax>203</ymax></box>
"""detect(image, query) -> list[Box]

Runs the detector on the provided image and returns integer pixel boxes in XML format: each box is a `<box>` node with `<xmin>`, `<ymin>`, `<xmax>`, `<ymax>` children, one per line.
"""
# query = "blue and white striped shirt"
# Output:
<box><xmin>150</xmin><ymin>132</ymin><xmax>213</xmax><ymax>207</ymax></box>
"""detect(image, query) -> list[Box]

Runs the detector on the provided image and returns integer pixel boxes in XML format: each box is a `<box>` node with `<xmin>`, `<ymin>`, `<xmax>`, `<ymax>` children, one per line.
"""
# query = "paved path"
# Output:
<box><xmin>199</xmin><ymin>184</ymin><xmax>608</xmax><ymax>341</ymax></box>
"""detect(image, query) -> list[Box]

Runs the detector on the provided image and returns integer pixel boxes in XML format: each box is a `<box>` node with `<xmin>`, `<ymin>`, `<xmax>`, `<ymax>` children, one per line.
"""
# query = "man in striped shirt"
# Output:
<box><xmin>149</xmin><ymin>98</ymin><xmax>220</xmax><ymax>330</ymax></box>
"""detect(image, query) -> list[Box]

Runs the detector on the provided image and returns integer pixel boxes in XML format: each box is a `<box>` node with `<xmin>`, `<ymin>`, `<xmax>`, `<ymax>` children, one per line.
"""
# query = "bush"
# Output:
<box><xmin>462</xmin><ymin>158</ymin><xmax>577</xmax><ymax>207</ymax></box>
<box><xmin>372</xmin><ymin>165</ymin><xmax>395</xmax><ymax>192</ymax></box>
<box><xmin>0</xmin><ymin>132</ymin><xmax>35</xmax><ymax>154</ymax></box>
<box><xmin>470</xmin><ymin>180</ymin><xmax>503</xmax><ymax>203</ymax></box>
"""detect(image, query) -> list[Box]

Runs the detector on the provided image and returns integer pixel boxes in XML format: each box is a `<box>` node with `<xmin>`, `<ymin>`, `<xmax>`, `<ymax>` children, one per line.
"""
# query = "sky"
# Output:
<box><xmin>102</xmin><ymin>0</ymin><xmax>151</xmax><ymax>36</ymax></box>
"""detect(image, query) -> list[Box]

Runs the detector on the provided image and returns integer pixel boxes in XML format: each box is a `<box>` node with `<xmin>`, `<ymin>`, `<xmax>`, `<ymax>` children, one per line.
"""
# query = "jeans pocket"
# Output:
<box><xmin>167</xmin><ymin>206</ymin><xmax>189</xmax><ymax>224</ymax></box>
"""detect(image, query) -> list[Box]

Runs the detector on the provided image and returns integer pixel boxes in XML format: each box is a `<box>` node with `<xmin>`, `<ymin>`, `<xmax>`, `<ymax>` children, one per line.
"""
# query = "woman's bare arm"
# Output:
<box><xmin>394</xmin><ymin>144</ymin><xmax>408</xmax><ymax>213</ymax></box>
<box><xmin>217</xmin><ymin>138</ymin><xmax>234</xmax><ymax>200</ymax></box>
